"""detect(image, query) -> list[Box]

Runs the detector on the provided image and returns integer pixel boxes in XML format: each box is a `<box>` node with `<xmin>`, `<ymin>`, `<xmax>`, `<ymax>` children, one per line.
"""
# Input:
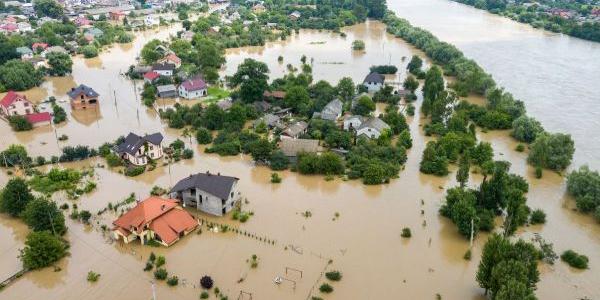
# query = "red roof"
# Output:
<box><xmin>32</xmin><ymin>43</ymin><xmax>48</xmax><ymax>50</ymax></box>
<box><xmin>110</xmin><ymin>10</ymin><xmax>126</xmax><ymax>16</ymax></box>
<box><xmin>180</xmin><ymin>77</ymin><xmax>206</xmax><ymax>92</ymax></box>
<box><xmin>25</xmin><ymin>112</ymin><xmax>51</xmax><ymax>124</ymax></box>
<box><xmin>1</xmin><ymin>23</ymin><xmax>18</xmax><ymax>32</ymax></box>
<box><xmin>75</xmin><ymin>17</ymin><xmax>92</xmax><ymax>26</ymax></box>
<box><xmin>263</xmin><ymin>91</ymin><xmax>286</xmax><ymax>99</ymax></box>
<box><xmin>113</xmin><ymin>197</ymin><xmax>198</xmax><ymax>245</ymax></box>
<box><xmin>164</xmin><ymin>53</ymin><xmax>181</xmax><ymax>64</ymax></box>
<box><xmin>144</xmin><ymin>71</ymin><xmax>160</xmax><ymax>81</ymax></box>
<box><xmin>0</xmin><ymin>91</ymin><xmax>28</xmax><ymax>108</ymax></box>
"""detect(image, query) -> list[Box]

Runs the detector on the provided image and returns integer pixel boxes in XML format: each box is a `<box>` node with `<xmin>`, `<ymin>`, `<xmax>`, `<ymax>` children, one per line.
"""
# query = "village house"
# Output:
<box><xmin>156</xmin><ymin>84</ymin><xmax>177</xmax><ymax>98</ymax></box>
<box><xmin>253</xmin><ymin>100</ymin><xmax>271</xmax><ymax>113</ymax></box>
<box><xmin>181</xmin><ymin>30</ymin><xmax>194</xmax><ymax>41</ymax></box>
<box><xmin>42</xmin><ymin>46</ymin><xmax>68</xmax><ymax>58</ymax></box>
<box><xmin>145</xmin><ymin>15</ymin><xmax>159</xmax><ymax>27</ymax></box>
<box><xmin>263</xmin><ymin>90</ymin><xmax>286</xmax><ymax>101</ymax></box>
<box><xmin>152</xmin><ymin>62</ymin><xmax>175</xmax><ymax>76</ymax></box>
<box><xmin>159</xmin><ymin>53</ymin><xmax>181</xmax><ymax>68</ymax></box>
<box><xmin>143</xmin><ymin>71</ymin><xmax>160</xmax><ymax>84</ymax></box>
<box><xmin>67</xmin><ymin>84</ymin><xmax>99</xmax><ymax>110</ymax></box>
<box><xmin>116</xmin><ymin>132</ymin><xmax>164</xmax><ymax>166</ymax></box>
<box><xmin>281</xmin><ymin>120</ymin><xmax>308</xmax><ymax>139</ymax></box>
<box><xmin>32</xmin><ymin>42</ymin><xmax>48</xmax><ymax>53</ymax></box>
<box><xmin>279</xmin><ymin>138</ymin><xmax>320</xmax><ymax>163</ymax></box>
<box><xmin>169</xmin><ymin>172</ymin><xmax>242</xmax><ymax>216</ymax></box>
<box><xmin>313</xmin><ymin>98</ymin><xmax>343</xmax><ymax>121</ymax></box>
<box><xmin>0</xmin><ymin>91</ymin><xmax>52</xmax><ymax>127</ymax></box>
<box><xmin>251</xmin><ymin>3</ymin><xmax>266</xmax><ymax>14</ymax></box>
<box><xmin>16</xmin><ymin>47</ymin><xmax>33</xmax><ymax>60</ymax></box>
<box><xmin>217</xmin><ymin>98</ymin><xmax>233</xmax><ymax>111</ymax></box>
<box><xmin>289</xmin><ymin>11</ymin><xmax>301</xmax><ymax>21</ymax></box>
<box><xmin>26</xmin><ymin>57</ymin><xmax>47</xmax><ymax>69</ymax></box>
<box><xmin>253</xmin><ymin>113</ymin><xmax>283</xmax><ymax>130</ymax></box>
<box><xmin>112</xmin><ymin>196</ymin><xmax>199</xmax><ymax>247</ymax></box>
<box><xmin>178</xmin><ymin>77</ymin><xmax>207</xmax><ymax>99</ymax></box>
<box><xmin>109</xmin><ymin>10</ymin><xmax>126</xmax><ymax>21</ymax></box>
<box><xmin>74</xmin><ymin>16</ymin><xmax>92</xmax><ymax>27</ymax></box>
<box><xmin>84</xmin><ymin>27</ymin><xmax>104</xmax><ymax>41</ymax></box>
<box><xmin>343</xmin><ymin>115</ymin><xmax>390</xmax><ymax>139</ymax></box>
<box><xmin>363</xmin><ymin>72</ymin><xmax>385</xmax><ymax>93</ymax></box>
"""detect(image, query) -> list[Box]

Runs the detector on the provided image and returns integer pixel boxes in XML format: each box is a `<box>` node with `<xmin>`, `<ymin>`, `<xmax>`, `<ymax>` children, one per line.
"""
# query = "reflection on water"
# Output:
<box><xmin>0</xmin><ymin>7</ymin><xmax>599</xmax><ymax>300</ymax></box>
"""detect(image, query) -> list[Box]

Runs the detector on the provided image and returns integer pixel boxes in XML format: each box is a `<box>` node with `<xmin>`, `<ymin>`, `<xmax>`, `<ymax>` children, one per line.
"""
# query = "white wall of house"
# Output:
<box><xmin>1</xmin><ymin>98</ymin><xmax>34</xmax><ymax>117</ymax></box>
<box><xmin>178</xmin><ymin>86</ymin><xmax>207</xmax><ymax>99</ymax></box>
<box><xmin>357</xmin><ymin>127</ymin><xmax>382</xmax><ymax>139</ymax></box>
<box><xmin>154</xmin><ymin>69</ymin><xmax>173</xmax><ymax>76</ymax></box>
<box><xmin>364</xmin><ymin>82</ymin><xmax>383</xmax><ymax>93</ymax></box>
<box><xmin>123</xmin><ymin>142</ymin><xmax>163</xmax><ymax>166</ymax></box>
<box><xmin>173</xmin><ymin>181</ymin><xmax>241</xmax><ymax>216</ymax></box>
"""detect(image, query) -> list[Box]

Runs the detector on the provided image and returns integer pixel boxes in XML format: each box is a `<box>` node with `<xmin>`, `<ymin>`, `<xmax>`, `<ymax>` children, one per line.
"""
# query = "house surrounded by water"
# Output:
<box><xmin>116</xmin><ymin>132</ymin><xmax>164</xmax><ymax>166</ymax></box>
<box><xmin>68</xmin><ymin>84</ymin><xmax>99</xmax><ymax>110</ymax></box>
<box><xmin>363</xmin><ymin>72</ymin><xmax>385</xmax><ymax>92</ymax></box>
<box><xmin>169</xmin><ymin>172</ymin><xmax>241</xmax><ymax>216</ymax></box>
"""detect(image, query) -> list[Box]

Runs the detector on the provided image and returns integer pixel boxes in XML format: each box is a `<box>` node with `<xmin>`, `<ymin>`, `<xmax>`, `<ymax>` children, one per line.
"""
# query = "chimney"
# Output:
<box><xmin>217</xmin><ymin>172</ymin><xmax>220</xmax><ymax>176</ymax></box>
<box><xmin>206</xmin><ymin>170</ymin><xmax>210</xmax><ymax>176</ymax></box>
<box><xmin>160</xmin><ymin>204</ymin><xmax>165</xmax><ymax>211</ymax></box>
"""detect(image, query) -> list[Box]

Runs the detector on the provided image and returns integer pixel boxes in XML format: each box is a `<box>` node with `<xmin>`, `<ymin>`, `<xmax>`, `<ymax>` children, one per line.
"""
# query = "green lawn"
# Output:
<box><xmin>204</xmin><ymin>87</ymin><xmax>231</xmax><ymax>104</ymax></box>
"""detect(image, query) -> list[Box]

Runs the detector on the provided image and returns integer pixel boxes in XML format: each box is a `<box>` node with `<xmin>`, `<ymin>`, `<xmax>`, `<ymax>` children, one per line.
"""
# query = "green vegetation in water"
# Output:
<box><xmin>270</xmin><ymin>173</ymin><xmax>282</xmax><ymax>183</ymax></box>
<box><xmin>401</xmin><ymin>227</ymin><xmax>412</xmax><ymax>238</ymax></box>
<box><xmin>325</xmin><ymin>271</ymin><xmax>342</xmax><ymax>281</ymax></box>
<box><xmin>560</xmin><ymin>250</ymin><xmax>589</xmax><ymax>269</ymax></box>
<box><xmin>87</xmin><ymin>271</ymin><xmax>101</xmax><ymax>282</ymax></box>
<box><xmin>319</xmin><ymin>283</ymin><xmax>334</xmax><ymax>293</ymax></box>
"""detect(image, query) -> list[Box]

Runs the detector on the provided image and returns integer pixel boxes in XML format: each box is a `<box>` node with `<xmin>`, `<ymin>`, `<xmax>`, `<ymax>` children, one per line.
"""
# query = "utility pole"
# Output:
<box><xmin>151</xmin><ymin>280</ymin><xmax>156</xmax><ymax>300</ymax></box>
<box><xmin>469</xmin><ymin>218</ymin><xmax>474</xmax><ymax>248</ymax></box>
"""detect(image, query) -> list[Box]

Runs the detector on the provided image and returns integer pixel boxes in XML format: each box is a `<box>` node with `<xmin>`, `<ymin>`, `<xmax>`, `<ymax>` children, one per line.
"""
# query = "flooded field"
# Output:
<box><xmin>1</xmin><ymin>7</ymin><xmax>600</xmax><ymax>300</ymax></box>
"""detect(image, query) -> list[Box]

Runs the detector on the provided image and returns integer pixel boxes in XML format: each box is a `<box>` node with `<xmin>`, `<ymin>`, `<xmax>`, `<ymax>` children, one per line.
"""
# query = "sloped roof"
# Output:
<box><xmin>280</xmin><ymin>138</ymin><xmax>319</xmax><ymax>157</ymax></box>
<box><xmin>157</xmin><ymin>84</ymin><xmax>176</xmax><ymax>93</ymax></box>
<box><xmin>25</xmin><ymin>112</ymin><xmax>51</xmax><ymax>124</ymax></box>
<box><xmin>148</xmin><ymin>208</ymin><xmax>198</xmax><ymax>245</ymax></box>
<box><xmin>363</xmin><ymin>72</ymin><xmax>385</xmax><ymax>84</ymax></box>
<box><xmin>112</xmin><ymin>197</ymin><xmax>179</xmax><ymax>233</ymax></box>
<box><xmin>180</xmin><ymin>77</ymin><xmax>206</xmax><ymax>91</ymax></box>
<box><xmin>144</xmin><ymin>71</ymin><xmax>160</xmax><ymax>81</ymax></box>
<box><xmin>263</xmin><ymin>90</ymin><xmax>286</xmax><ymax>99</ymax></box>
<box><xmin>283</xmin><ymin>121</ymin><xmax>308</xmax><ymax>137</ymax></box>
<box><xmin>358</xmin><ymin>117</ymin><xmax>390</xmax><ymax>132</ymax></box>
<box><xmin>170</xmin><ymin>172</ymin><xmax>239</xmax><ymax>200</ymax></box>
<box><xmin>116</xmin><ymin>132</ymin><xmax>164</xmax><ymax>156</ymax></box>
<box><xmin>67</xmin><ymin>84</ymin><xmax>99</xmax><ymax>99</ymax></box>
<box><xmin>0</xmin><ymin>91</ymin><xmax>28</xmax><ymax>108</ymax></box>
<box><xmin>16</xmin><ymin>47</ymin><xmax>32</xmax><ymax>54</ymax></box>
<box><xmin>152</xmin><ymin>62</ymin><xmax>176</xmax><ymax>71</ymax></box>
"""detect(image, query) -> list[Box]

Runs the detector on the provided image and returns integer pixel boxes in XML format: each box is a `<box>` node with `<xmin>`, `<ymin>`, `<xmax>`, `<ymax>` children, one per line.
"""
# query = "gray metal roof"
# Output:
<box><xmin>157</xmin><ymin>84</ymin><xmax>176</xmax><ymax>93</ymax></box>
<box><xmin>116</xmin><ymin>132</ymin><xmax>163</xmax><ymax>156</ymax></box>
<box><xmin>358</xmin><ymin>117</ymin><xmax>390</xmax><ymax>132</ymax></box>
<box><xmin>170</xmin><ymin>172</ymin><xmax>239</xmax><ymax>200</ymax></box>
<box><xmin>67</xmin><ymin>84</ymin><xmax>99</xmax><ymax>99</ymax></box>
<box><xmin>363</xmin><ymin>72</ymin><xmax>385</xmax><ymax>84</ymax></box>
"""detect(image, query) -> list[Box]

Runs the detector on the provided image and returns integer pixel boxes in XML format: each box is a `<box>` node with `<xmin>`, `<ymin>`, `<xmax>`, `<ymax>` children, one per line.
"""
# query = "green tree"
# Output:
<box><xmin>422</xmin><ymin>66</ymin><xmax>445</xmax><ymax>118</ymax></box>
<box><xmin>527</xmin><ymin>133</ymin><xmax>575</xmax><ymax>171</ymax></box>
<box><xmin>196</xmin><ymin>127</ymin><xmax>213</xmax><ymax>144</ymax></box>
<box><xmin>283</xmin><ymin>86</ymin><xmax>311</xmax><ymax>114</ymax></box>
<box><xmin>22</xmin><ymin>198</ymin><xmax>66</xmax><ymax>235</ymax></box>
<box><xmin>269</xmin><ymin>150</ymin><xmax>289</xmax><ymax>170</ymax></box>
<box><xmin>407</xmin><ymin>55</ymin><xmax>423</xmax><ymax>74</ymax></box>
<box><xmin>81</xmin><ymin>45</ymin><xmax>98</xmax><ymax>58</ymax></box>
<box><xmin>9</xmin><ymin>116</ymin><xmax>32</xmax><ymax>131</ymax></box>
<box><xmin>0</xmin><ymin>60</ymin><xmax>44</xmax><ymax>90</ymax></box>
<box><xmin>0</xmin><ymin>144</ymin><xmax>32</xmax><ymax>167</ymax></box>
<box><xmin>420</xmin><ymin>141</ymin><xmax>449</xmax><ymax>176</ymax></box>
<box><xmin>511</xmin><ymin>116</ymin><xmax>544</xmax><ymax>143</ymax></box>
<box><xmin>0</xmin><ymin>178</ymin><xmax>35</xmax><ymax>217</ymax></box>
<box><xmin>403</xmin><ymin>75</ymin><xmax>419</xmax><ymax>93</ymax></box>
<box><xmin>34</xmin><ymin>0</ymin><xmax>64</xmax><ymax>18</ymax></box>
<box><xmin>140</xmin><ymin>39</ymin><xmax>162</xmax><ymax>64</ymax></box>
<box><xmin>336</xmin><ymin>77</ymin><xmax>355</xmax><ymax>101</ymax></box>
<box><xmin>352</xmin><ymin>95</ymin><xmax>375</xmax><ymax>116</ymax></box>
<box><xmin>456</xmin><ymin>154</ymin><xmax>470</xmax><ymax>188</ymax></box>
<box><xmin>229</xmin><ymin>58</ymin><xmax>269</xmax><ymax>103</ymax></box>
<box><xmin>20</xmin><ymin>231</ymin><xmax>67</xmax><ymax>270</ymax></box>
<box><xmin>46</xmin><ymin>52</ymin><xmax>73</xmax><ymax>76</ymax></box>
<box><xmin>247</xmin><ymin>138</ymin><xmax>272</xmax><ymax>163</ymax></box>
<box><xmin>567</xmin><ymin>166</ymin><xmax>600</xmax><ymax>213</ymax></box>
<box><xmin>495</xmin><ymin>279</ymin><xmax>537</xmax><ymax>300</ymax></box>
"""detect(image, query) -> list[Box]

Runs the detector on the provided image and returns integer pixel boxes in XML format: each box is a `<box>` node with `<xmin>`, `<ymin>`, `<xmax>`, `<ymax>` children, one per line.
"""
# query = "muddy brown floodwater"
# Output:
<box><xmin>1</xmin><ymin>11</ymin><xmax>600</xmax><ymax>300</ymax></box>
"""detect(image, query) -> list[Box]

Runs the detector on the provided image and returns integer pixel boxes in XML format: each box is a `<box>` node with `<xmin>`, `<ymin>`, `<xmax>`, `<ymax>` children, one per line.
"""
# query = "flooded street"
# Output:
<box><xmin>1</xmin><ymin>2</ymin><xmax>600</xmax><ymax>299</ymax></box>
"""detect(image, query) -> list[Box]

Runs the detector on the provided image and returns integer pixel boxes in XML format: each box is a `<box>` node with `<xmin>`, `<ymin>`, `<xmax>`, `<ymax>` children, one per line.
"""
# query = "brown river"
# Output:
<box><xmin>1</xmin><ymin>1</ymin><xmax>600</xmax><ymax>300</ymax></box>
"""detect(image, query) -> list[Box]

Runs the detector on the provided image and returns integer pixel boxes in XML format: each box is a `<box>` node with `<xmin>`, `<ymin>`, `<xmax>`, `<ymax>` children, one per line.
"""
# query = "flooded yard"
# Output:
<box><xmin>1</xmin><ymin>15</ymin><xmax>599</xmax><ymax>300</ymax></box>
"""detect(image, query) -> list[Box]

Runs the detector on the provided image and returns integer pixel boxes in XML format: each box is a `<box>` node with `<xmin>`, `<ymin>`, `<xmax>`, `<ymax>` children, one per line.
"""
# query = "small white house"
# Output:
<box><xmin>363</xmin><ymin>72</ymin><xmax>385</xmax><ymax>93</ymax></box>
<box><xmin>178</xmin><ymin>77</ymin><xmax>207</xmax><ymax>99</ymax></box>
<box><xmin>152</xmin><ymin>62</ymin><xmax>175</xmax><ymax>77</ymax></box>
<box><xmin>116</xmin><ymin>132</ymin><xmax>164</xmax><ymax>166</ymax></box>
<box><xmin>0</xmin><ymin>91</ymin><xmax>35</xmax><ymax>116</ymax></box>
<box><xmin>170</xmin><ymin>172</ymin><xmax>242</xmax><ymax>216</ymax></box>
<box><xmin>355</xmin><ymin>117</ymin><xmax>390</xmax><ymax>139</ymax></box>
<box><xmin>15</xmin><ymin>47</ymin><xmax>33</xmax><ymax>60</ymax></box>
<box><xmin>145</xmin><ymin>15</ymin><xmax>159</xmax><ymax>26</ymax></box>
<box><xmin>343</xmin><ymin>115</ymin><xmax>365</xmax><ymax>131</ymax></box>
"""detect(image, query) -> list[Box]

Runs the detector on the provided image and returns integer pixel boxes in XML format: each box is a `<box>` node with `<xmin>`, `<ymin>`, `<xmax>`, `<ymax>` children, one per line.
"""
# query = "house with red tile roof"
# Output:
<box><xmin>112</xmin><ymin>197</ymin><xmax>199</xmax><ymax>247</ymax></box>
<box><xmin>160</xmin><ymin>53</ymin><xmax>182</xmax><ymax>68</ymax></box>
<box><xmin>178</xmin><ymin>77</ymin><xmax>207</xmax><ymax>99</ymax></box>
<box><xmin>109</xmin><ymin>10</ymin><xmax>126</xmax><ymax>21</ymax></box>
<box><xmin>0</xmin><ymin>91</ymin><xmax>52</xmax><ymax>127</ymax></box>
<box><xmin>143</xmin><ymin>71</ymin><xmax>160</xmax><ymax>84</ymax></box>
<box><xmin>74</xmin><ymin>16</ymin><xmax>92</xmax><ymax>27</ymax></box>
<box><xmin>32</xmin><ymin>42</ymin><xmax>48</xmax><ymax>52</ymax></box>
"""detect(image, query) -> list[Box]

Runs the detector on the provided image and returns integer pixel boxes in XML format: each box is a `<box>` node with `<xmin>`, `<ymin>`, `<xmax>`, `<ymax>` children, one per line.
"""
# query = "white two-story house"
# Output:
<box><xmin>169</xmin><ymin>172</ymin><xmax>241</xmax><ymax>216</ymax></box>
<box><xmin>116</xmin><ymin>132</ymin><xmax>164</xmax><ymax>166</ymax></box>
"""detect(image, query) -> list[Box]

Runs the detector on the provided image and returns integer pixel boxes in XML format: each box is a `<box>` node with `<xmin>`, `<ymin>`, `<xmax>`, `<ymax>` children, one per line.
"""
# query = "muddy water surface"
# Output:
<box><xmin>0</xmin><ymin>13</ymin><xmax>599</xmax><ymax>300</ymax></box>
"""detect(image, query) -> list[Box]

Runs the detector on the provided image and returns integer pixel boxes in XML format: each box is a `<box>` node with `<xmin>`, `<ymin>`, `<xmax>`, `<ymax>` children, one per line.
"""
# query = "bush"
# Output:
<box><xmin>527</xmin><ymin>133</ymin><xmax>574</xmax><ymax>171</ymax></box>
<box><xmin>196</xmin><ymin>128</ymin><xmax>213</xmax><ymax>144</ymax></box>
<box><xmin>155</xmin><ymin>255</ymin><xmax>166</xmax><ymax>267</ymax></box>
<box><xmin>87</xmin><ymin>271</ymin><xmax>101</xmax><ymax>282</ymax></box>
<box><xmin>561</xmin><ymin>250</ymin><xmax>589</xmax><ymax>269</ymax></box>
<box><xmin>319</xmin><ymin>283</ymin><xmax>333</xmax><ymax>293</ymax></box>
<box><xmin>79</xmin><ymin>210</ymin><xmax>92</xmax><ymax>223</ymax></box>
<box><xmin>9</xmin><ymin>116</ymin><xmax>32</xmax><ymax>131</ymax></box>
<box><xmin>270</xmin><ymin>173</ymin><xmax>282</xmax><ymax>183</ymax></box>
<box><xmin>105</xmin><ymin>153</ymin><xmax>122</xmax><ymax>167</ymax></box>
<box><xmin>351</xmin><ymin>40</ymin><xmax>365</xmax><ymax>50</ymax></box>
<box><xmin>594</xmin><ymin>207</ymin><xmax>600</xmax><ymax>223</ymax></box>
<box><xmin>20</xmin><ymin>231</ymin><xmax>67</xmax><ymax>270</ymax></box>
<box><xmin>200</xmin><ymin>291</ymin><xmax>209</xmax><ymax>299</ymax></box>
<box><xmin>200</xmin><ymin>275</ymin><xmax>214</xmax><ymax>289</ymax></box>
<box><xmin>182</xmin><ymin>149</ymin><xmax>194</xmax><ymax>159</ymax></box>
<box><xmin>515</xmin><ymin>144</ymin><xmax>525</xmax><ymax>152</ymax></box>
<box><xmin>167</xmin><ymin>276</ymin><xmax>179</xmax><ymax>286</ymax></box>
<box><xmin>401</xmin><ymin>227</ymin><xmax>412</xmax><ymax>238</ymax></box>
<box><xmin>511</xmin><ymin>116</ymin><xmax>544</xmax><ymax>143</ymax></box>
<box><xmin>154</xmin><ymin>268</ymin><xmax>168</xmax><ymax>280</ymax></box>
<box><xmin>125</xmin><ymin>165</ymin><xmax>146</xmax><ymax>177</ymax></box>
<box><xmin>325</xmin><ymin>271</ymin><xmax>342</xmax><ymax>281</ymax></box>
<box><xmin>535</xmin><ymin>166</ymin><xmax>543</xmax><ymax>179</ymax></box>
<box><xmin>369</xmin><ymin>65</ymin><xmax>398</xmax><ymax>74</ymax></box>
<box><xmin>269</xmin><ymin>150</ymin><xmax>289</xmax><ymax>170</ymax></box>
<box><xmin>144</xmin><ymin>262</ymin><xmax>153</xmax><ymax>271</ymax></box>
<box><xmin>82</xmin><ymin>45</ymin><xmax>99</xmax><ymax>58</ymax></box>
<box><xmin>52</xmin><ymin>104</ymin><xmax>67</xmax><ymax>124</ymax></box>
<box><xmin>529</xmin><ymin>209</ymin><xmax>546</xmax><ymax>225</ymax></box>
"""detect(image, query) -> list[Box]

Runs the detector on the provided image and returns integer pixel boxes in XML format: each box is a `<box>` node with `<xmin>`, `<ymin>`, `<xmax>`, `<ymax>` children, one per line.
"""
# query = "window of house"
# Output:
<box><xmin>230</xmin><ymin>192</ymin><xmax>234</xmax><ymax>198</ymax></box>
<box><xmin>190</xmin><ymin>188</ymin><xmax>196</xmax><ymax>196</ymax></box>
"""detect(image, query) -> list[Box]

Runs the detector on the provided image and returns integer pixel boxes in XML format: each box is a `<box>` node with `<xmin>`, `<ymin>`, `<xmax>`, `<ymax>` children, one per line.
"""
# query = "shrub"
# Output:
<box><xmin>182</xmin><ymin>149</ymin><xmax>194</xmax><ymax>159</ymax></box>
<box><xmin>351</xmin><ymin>40</ymin><xmax>365</xmax><ymax>50</ymax></box>
<box><xmin>515</xmin><ymin>144</ymin><xmax>525</xmax><ymax>152</ymax></box>
<box><xmin>595</xmin><ymin>207</ymin><xmax>600</xmax><ymax>223</ymax></box>
<box><xmin>20</xmin><ymin>231</ymin><xmax>67</xmax><ymax>270</ymax></box>
<box><xmin>125</xmin><ymin>165</ymin><xmax>145</xmax><ymax>176</ymax></box>
<box><xmin>79</xmin><ymin>210</ymin><xmax>92</xmax><ymax>223</ymax></box>
<box><xmin>401</xmin><ymin>227</ymin><xmax>412</xmax><ymax>238</ymax></box>
<box><xmin>270</xmin><ymin>173</ymin><xmax>282</xmax><ymax>183</ymax></box>
<box><xmin>529</xmin><ymin>209</ymin><xmax>546</xmax><ymax>225</ymax></box>
<box><xmin>200</xmin><ymin>275</ymin><xmax>214</xmax><ymax>289</ymax></box>
<box><xmin>144</xmin><ymin>262</ymin><xmax>153</xmax><ymax>271</ymax></box>
<box><xmin>154</xmin><ymin>268</ymin><xmax>168</xmax><ymax>280</ymax></box>
<box><xmin>535</xmin><ymin>166</ymin><xmax>542</xmax><ymax>179</ymax></box>
<box><xmin>200</xmin><ymin>291</ymin><xmax>209</xmax><ymax>299</ymax></box>
<box><xmin>167</xmin><ymin>276</ymin><xmax>179</xmax><ymax>286</ymax></box>
<box><xmin>196</xmin><ymin>128</ymin><xmax>213</xmax><ymax>144</ymax></box>
<box><xmin>319</xmin><ymin>283</ymin><xmax>333</xmax><ymax>293</ymax></box>
<box><xmin>463</xmin><ymin>249</ymin><xmax>472</xmax><ymax>260</ymax></box>
<box><xmin>561</xmin><ymin>250</ymin><xmax>589</xmax><ymax>269</ymax></box>
<box><xmin>325</xmin><ymin>271</ymin><xmax>342</xmax><ymax>281</ymax></box>
<box><xmin>105</xmin><ymin>153</ymin><xmax>122</xmax><ymax>167</ymax></box>
<box><xmin>87</xmin><ymin>271</ymin><xmax>100</xmax><ymax>282</ymax></box>
<box><xmin>9</xmin><ymin>116</ymin><xmax>32</xmax><ymax>131</ymax></box>
<box><xmin>155</xmin><ymin>255</ymin><xmax>166</xmax><ymax>267</ymax></box>
<box><xmin>82</xmin><ymin>45</ymin><xmax>99</xmax><ymax>58</ymax></box>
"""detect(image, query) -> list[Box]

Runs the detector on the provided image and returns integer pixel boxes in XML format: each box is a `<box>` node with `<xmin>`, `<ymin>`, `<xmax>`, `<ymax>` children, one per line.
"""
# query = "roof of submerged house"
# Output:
<box><xmin>116</xmin><ymin>132</ymin><xmax>164</xmax><ymax>156</ymax></box>
<box><xmin>0</xmin><ymin>91</ymin><xmax>28</xmax><ymax>108</ymax></box>
<box><xmin>170</xmin><ymin>172</ymin><xmax>239</xmax><ymax>200</ymax></box>
<box><xmin>67</xmin><ymin>84</ymin><xmax>99</xmax><ymax>99</ymax></box>
<box><xmin>280</xmin><ymin>138</ymin><xmax>319</xmax><ymax>157</ymax></box>
<box><xmin>180</xmin><ymin>77</ymin><xmax>207</xmax><ymax>91</ymax></box>
<box><xmin>363</xmin><ymin>72</ymin><xmax>385</xmax><ymax>84</ymax></box>
<box><xmin>26</xmin><ymin>112</ymin><xmax>51</xmax><ymax>124</ymax></box>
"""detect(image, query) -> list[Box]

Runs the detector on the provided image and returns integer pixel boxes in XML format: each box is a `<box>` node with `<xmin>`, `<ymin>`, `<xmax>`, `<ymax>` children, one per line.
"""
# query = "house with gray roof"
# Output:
<box><xmin>169</xmin><ymin>171</ymin><xmax>241</xmax><ymax>216</ymax></box>
<box><xmin>279</xmin><ymin>138</ymin><xmax>320</xmax><ymax>162</ymax></box>
<box><xmin>356</xmin><ymin>117</ymin><xmax>390</xmax><ymax>139</ymax></box>
<box><xmin>313</xmin><ymin>98</ymin><xmax>343</xmax><ymax>121</ymax></box>
<box><xmin>16</xmin><ymin>47</ymin><xmax>33</xmax><ymax>59</ymax></box>
<box><xmin>156</xmin><ymin>84</ymin><xmax>177</xmax><ymax>98</ymax></box>
<box><xmin>363</xmin><ymin>72</ymin><xmax>385</xmax><ymax>92</ymax></box>
<box><xmin>116</xmin><ymin>132</ymin><xmax>164</xmax><ymax>166</ymax></box>
<box><xmin>253</xmin><ymin>113</ymin><xmax>283</xmax><ymax>129</ymax></box>
<box><xmin>281</xmin><ymin>120</ymin><xmax>308</xmax><ymax>139</ymax></box>
<box><xmin>42</xmin><ymin>46</ymin><xmax>67</xmax><ymax>58</ymax></box>
<box><xmin>67</xmin><ymin>84</ymin><xmax>99</xmax><ymax>110</ymax></box>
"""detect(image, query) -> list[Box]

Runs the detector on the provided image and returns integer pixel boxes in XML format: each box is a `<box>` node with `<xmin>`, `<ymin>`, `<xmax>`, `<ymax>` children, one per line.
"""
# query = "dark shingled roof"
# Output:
<box><xmin>116</xmin><ymin>132</ymin><xmax>164</xmax><ymax>156</ymax></box>
<box><xmin>363</xmin><ymin>72</ymin><xmax>385</xmax><ymax>84</ymax></box>
<box><xmin>67</xmin><ymin>84</ymin><xmax>99</xmax><ymax>99</ymax></box>
<box><xmin>170</xmin><ymin>172</ymin><xmax>239</xmax><ymax>200</ymax></box>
